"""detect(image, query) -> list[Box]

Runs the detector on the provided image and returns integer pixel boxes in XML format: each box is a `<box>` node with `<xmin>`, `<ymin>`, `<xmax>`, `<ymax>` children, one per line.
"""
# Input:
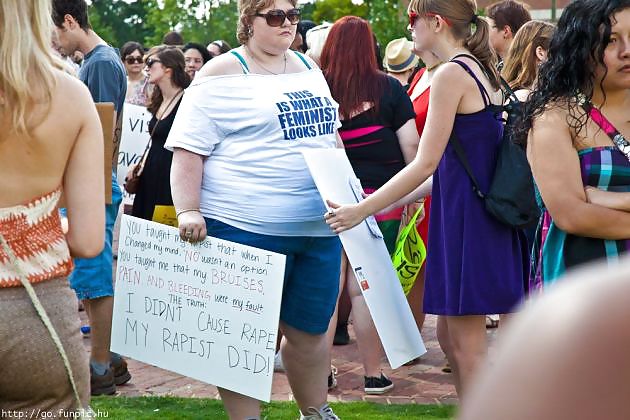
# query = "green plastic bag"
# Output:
<box><xmin>392</xmin><ymin>205</ymin><xmax>426</xmax><ymax>295</ymax></box>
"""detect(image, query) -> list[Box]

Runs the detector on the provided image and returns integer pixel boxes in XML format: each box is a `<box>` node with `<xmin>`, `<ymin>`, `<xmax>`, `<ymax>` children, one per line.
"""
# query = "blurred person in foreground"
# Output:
<box><xmin>0</xmin><ymin>0</ymin><xmax>104</xmax><ymax>413</ymax></box>
<box><xmin>460</xmin><ymin>256</ymin><xmax>630</xmax><ymax>420</ymax></box>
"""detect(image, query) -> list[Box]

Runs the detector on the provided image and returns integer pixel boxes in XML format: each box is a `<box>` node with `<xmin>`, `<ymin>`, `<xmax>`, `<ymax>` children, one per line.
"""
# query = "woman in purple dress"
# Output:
<box><xmin>325</xmin><ymin>0</ymin><xmax>525</xmax><ymax>396</ymax></box>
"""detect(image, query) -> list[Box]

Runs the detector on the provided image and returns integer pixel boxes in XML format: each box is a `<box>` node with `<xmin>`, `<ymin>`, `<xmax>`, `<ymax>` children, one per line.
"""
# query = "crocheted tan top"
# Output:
<box><xmin>0</xmin><ymin>188</ymin><xmax>73</xmax><ymax>287</ymax></box>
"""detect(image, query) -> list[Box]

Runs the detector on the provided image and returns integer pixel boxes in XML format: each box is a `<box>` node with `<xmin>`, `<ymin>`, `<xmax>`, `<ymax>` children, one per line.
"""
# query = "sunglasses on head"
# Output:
<box><xmin>408</xmin><ymin>11</ymin><xmax>452</xmax><ymax>28</ymax></box>
<box><xmin>255</xmin><ymin>8</ymin><xmax>300</xmax><ymax>27</ymax></box>
<box><xmin>145</xmin><ymin>57</ymin><xmax>161</xmax><ymax>68</ymax></box>
<box><xmin>125</xmin><ymin>56</ymin><xmax>143</xmax><ymax>64</ymax></box>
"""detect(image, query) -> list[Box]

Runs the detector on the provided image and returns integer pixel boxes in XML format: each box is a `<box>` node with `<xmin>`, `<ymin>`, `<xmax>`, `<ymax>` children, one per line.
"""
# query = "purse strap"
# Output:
<box><xmin>138</xmin><ymin>90</ymin><xmax>185</xmax><ymax>167</ymax></box>
<box><xmin>581</xmin><ymin>101</ymin><xmax>630</xmax><ymax>163</ymax></box>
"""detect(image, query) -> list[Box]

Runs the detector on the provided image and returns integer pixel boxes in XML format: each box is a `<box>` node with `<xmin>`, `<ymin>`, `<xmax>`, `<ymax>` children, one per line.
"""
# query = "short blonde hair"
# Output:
<box><xmin>236</xmin><ymin>0</ymin><xmax>298</xmax><ymax>45</ymax></box>
<box><xmin>1</xmin><ymin>0</ymin><xmax>59</xmax><ymax>136</ymax></box>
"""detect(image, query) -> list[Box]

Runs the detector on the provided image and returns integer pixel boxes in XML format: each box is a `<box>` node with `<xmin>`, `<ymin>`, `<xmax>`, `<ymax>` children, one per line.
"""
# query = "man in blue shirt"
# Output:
<box><xmin>52</xmin><ymin>0</ymin><xmax>130</xmax><ymax>396</ymax></box>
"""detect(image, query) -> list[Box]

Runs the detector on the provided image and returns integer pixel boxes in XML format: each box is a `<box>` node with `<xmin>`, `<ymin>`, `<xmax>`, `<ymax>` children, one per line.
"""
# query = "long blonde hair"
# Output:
<box><xmin>0</xmin><ymin>0</ymin><xmax>58</xmax><ymax>137</ymax></box>
<box><xmin>502</xmin><ymin>20</ymin><xmax>555</xmax><ymax>90</ymax></box>
<box><xmin>408</xmin><ymin>0</ymin><xmax>500</xmax><ymax>90</ymax></box>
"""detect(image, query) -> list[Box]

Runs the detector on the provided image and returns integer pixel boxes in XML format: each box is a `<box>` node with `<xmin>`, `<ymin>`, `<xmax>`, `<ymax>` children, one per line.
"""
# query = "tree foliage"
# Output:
<box><xmin>368</xmin><ymin>0</ymin><xmax>409</xmax><ymax>52</ymax></box>
<box><xmin>311</xmin><ymin>0</ymin><xmax>368</xmax><ymax>24</ymax></box>
<box><xmin>87</xmin><ymin>0</ymin><xmax>415</xmax><ymax>57</ymax></box>
<box><xmin>88</xmin><ymin>0</ymin><xmax>153</xmax><ymax>48</ymax></box>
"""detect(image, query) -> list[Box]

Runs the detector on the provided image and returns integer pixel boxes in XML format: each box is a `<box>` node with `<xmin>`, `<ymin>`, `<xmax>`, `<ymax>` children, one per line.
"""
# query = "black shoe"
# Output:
<box><xmin>333</xmin><ymin>323</ymin><xmax>350</xmax><ymax>346</ymax></box>
<box><xmin>90</xmin><ymin>366</ymin><xmax>116</xmax><ymax>396</ymax></box>
<box><xmin>111</xmin><ymin>356</ymin><xmax>132</xmax><ymax>386</ymax></box>
<box><xmin>364</xmin><ymin>373</ymin><xmax>393</xmax><ymax>395</ymax></box>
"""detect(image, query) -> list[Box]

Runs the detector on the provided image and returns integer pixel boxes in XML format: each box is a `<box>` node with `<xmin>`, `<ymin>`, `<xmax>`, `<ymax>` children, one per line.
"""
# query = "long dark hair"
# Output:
<box><xmin>320</xmin><ymin>16</ymin><xmax>389</xmax><ymax>119</ymax></box>
<box><xmin>517</xmin><ymin>0</ymin><xmax>630</xmax><ymax>144</ymax></box>
<box><xmin>146</xmin><ymin>45</ymin><xmax>191</xmax><ymax>115</ymax></box>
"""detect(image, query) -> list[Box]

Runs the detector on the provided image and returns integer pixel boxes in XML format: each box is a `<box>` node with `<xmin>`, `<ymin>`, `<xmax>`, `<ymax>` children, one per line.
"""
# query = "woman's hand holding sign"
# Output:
<box><xmin>324</xmin><ymin>199</ymin><xmax>369</xmax><ymax>233</ymax></box>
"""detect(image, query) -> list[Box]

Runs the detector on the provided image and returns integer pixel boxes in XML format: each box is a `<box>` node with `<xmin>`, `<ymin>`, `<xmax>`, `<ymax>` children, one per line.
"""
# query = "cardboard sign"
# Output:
<box><xmin>303</xmin><ymin>149</ymin><xmax>426</xmax><ymax>368</ymax></box>
<box><xmin>117</xmin><ymin>103</ymin><xmax>152</xmax><ymax>204</ymax></box>
<box><xmin>58</xmin><ymin>102</ymin><xmax>114</xmax><ymax>208</ymax></box>
<box><xmin>111</xmin><ymin>216</ymin><xmax>286</xmax><ymax>401</ymax></box>
<box><xmin>97</xmin><ymin>103</ymin><xmax>115</xmax><ymax>204</ymax></box>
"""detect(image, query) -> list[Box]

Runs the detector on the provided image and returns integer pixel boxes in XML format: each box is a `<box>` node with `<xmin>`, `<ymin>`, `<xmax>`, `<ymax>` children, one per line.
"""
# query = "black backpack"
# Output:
<box><xmin>449</xmin><ymin>55</ymin><xmax>540</xmax><ymax>229</ymax></box>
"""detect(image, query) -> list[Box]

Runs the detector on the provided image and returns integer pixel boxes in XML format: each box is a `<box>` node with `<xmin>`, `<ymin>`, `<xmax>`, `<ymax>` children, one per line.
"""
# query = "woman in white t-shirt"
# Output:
<box><xmin>165</xmin><ymin>0</ymin><xmax>341</xmax><ymax>419</ymax></box>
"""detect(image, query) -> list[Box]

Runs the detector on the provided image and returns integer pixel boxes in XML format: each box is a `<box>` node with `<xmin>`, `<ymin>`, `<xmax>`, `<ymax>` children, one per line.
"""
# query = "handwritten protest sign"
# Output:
<box><xmin>117</xmin><ymin>103</ymin><xmax>151</xmax><ymax>204</ymax></box>
<box><xmin>303</xmin><ymin>149</ymin><xmax>426</xmax><ymax>368</ymax></box>
<box><xmin>111</xmin><ymin>215</ymin><xmax>286</xmax><ymax>401</ymax></box>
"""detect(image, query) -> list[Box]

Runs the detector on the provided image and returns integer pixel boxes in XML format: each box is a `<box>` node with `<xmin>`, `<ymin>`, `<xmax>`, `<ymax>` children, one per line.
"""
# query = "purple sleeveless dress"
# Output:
<box><xmin>423</xmin><ymin>60</ymin><xmax>526</xmax><ymax>315</ymax></box>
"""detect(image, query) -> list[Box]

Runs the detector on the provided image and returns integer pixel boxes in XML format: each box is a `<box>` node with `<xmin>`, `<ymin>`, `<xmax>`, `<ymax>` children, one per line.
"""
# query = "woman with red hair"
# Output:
<box><xmin>320</xmin><ymin>15</ymin><xmax>420</xmax><ymax>395</ymax></box>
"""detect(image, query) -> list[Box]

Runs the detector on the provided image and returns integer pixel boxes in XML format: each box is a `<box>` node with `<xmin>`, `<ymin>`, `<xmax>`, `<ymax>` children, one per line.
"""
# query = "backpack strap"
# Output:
<box><xmin>449</xmin><ymin>131</ymin><xmax>486</xmax><ymax>199</ymax></box>
<box><xmin>293</xmin><ymin>51</ymin><xmax>312</xmax><ymax>70</ymax></box>
<box><xmin>229</xmin><ymin>50</ymin><xmax>250</xmax><ymax>74</ymax></box>
<box><xmin>582</xmin><ymin>101</ymin><xmax>630</xmax><ymax>163</ymax></box>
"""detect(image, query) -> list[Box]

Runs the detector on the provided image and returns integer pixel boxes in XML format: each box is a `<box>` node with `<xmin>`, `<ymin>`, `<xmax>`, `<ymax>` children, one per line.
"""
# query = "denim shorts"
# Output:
<box><xmin>205</xmin><ymin>218</ymin><xmax>341</xmax><ymax>335</ymax></box>
<box><xmin>68</xmin><ymin>180</ymin><xmax>122</xmax><ymax>300</ymax></box>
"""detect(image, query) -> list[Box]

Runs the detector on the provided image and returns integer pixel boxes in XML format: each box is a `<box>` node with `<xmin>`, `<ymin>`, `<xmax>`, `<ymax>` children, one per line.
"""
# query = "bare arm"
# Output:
<box><xmin>585</xmin><ymin>187</ymin><xmax>630</xmax><ymax>212</ymax></box>
<box><xmin>63</xmin><ymin>86</ymin><xmax>105</xmax><ymax>257</ymax></box>
<box><xmin>397</xmin><ymin>119</ymin><xmax>420</xmax><ymax>165</ymax></box>
<box><xmin>326</xmin><ymin>64</ymin><xmax>464</xmax><ymax>232</ymax></box>
<box><xmin>528</xmin><ymin>108</ymin><xmax>630</xmax><ymax>239</ymax></box>
<box><xmin>171</xmin><ymin>148</ymin><xmax>207</xmax><ymax>242</ymax></box>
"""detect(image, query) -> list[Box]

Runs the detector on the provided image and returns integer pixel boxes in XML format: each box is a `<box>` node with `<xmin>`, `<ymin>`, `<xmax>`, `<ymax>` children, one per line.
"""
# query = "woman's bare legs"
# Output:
<box><xmin>217</xmin><ymin>388</ymin><xmax>260</xmax><ymax>419</ymax></box>
<box><xmin>281</xmin><ymin>322</ymin><xmax>330</xmax><ymax>414</ymax></box>
<box><xmin>406</xmin><ymin>265</ymin><xmax>426</xmax><ymax>333</ymax></box>
<box><xmin>439</xmin><ymin>315</ymin><xmax>487</xmax><ymax>397</ymax></box>
<box><xmin>346</xmin><ymin>264</ymin><xmax>386</xmax><ymax>378</ymax></box>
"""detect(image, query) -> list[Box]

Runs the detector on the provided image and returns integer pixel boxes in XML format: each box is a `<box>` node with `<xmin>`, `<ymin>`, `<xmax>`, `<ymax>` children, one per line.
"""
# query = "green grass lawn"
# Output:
<box><xmin>91</xmin><ymin>396</ymin><xmax>457</xmax><ymax>419</ymax></box>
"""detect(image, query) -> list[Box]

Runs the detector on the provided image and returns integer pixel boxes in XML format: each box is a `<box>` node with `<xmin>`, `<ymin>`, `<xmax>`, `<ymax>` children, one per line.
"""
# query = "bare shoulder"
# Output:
<box><xmin>53</xmin><ymin>69</ymin><xmax>94</xmax><ymax>107</ymax></box>
<box><xmin>197</xmin><ymin>49</ymin><xmax>245</xmax><ymax>77</ymax></box>
<box><xmin>531</xmin><ymin>104</ymin><xmax>571</xmax><ymax>143</ymax></box>
<box><xmin>432</xmin><ymin>61</ymin><xmax>469</xmax><ymax>85</ymax></box>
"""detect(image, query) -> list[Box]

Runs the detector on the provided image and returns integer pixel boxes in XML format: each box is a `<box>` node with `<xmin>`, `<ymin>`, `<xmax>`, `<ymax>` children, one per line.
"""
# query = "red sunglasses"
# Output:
<box><xmin>408</xmin><ymin>11</ymin><xmax>452</xmax><ymax>28</ymax></box>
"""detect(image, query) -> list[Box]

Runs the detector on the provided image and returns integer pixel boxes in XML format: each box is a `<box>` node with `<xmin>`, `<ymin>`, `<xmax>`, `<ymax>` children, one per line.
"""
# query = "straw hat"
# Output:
<box><xmin>383</xmin><ymin>38</ymin><xmax>419</xmax><ymax>73</ymax></box>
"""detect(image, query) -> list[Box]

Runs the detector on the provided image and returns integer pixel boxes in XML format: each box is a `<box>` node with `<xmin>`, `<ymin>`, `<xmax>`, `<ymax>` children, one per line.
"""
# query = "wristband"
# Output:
<box><xmin>176</xmin><ymin>208</ymin><xmax>200</xmax><ymax>218</ymax></box>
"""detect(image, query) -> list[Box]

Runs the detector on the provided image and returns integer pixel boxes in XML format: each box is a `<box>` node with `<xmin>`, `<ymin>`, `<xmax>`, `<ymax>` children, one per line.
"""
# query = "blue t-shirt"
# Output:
<box><xmin>79</xmin><ymin>44</ymin><xmax>127</xmax><ymax>114</ymax></box>
<box><xmin>79</xmin><ymin>44</ymin><xmax>127</xmax><ymax>196</ymax></box>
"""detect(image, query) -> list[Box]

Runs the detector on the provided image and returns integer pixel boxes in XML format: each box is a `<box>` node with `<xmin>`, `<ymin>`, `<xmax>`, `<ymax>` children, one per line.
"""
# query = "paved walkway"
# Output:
<box><xmin>83</xmin><ymin>312</ymin><xmax>470</xmax><ymax>405</ymax></box>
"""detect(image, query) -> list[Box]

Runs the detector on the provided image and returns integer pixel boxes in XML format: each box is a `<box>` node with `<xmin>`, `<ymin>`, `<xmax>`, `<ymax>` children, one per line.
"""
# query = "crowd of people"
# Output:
<box><xmin>1</xmin><ymin>0</ymin><xmax>629</xmax><ymax>419</ymax></box>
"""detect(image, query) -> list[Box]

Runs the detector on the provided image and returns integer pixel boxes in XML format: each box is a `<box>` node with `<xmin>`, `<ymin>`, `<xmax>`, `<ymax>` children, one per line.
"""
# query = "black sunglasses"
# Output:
<box><xmin>145</xmin><ymin>57</ymin><xmax>161</xmax><ymax>67</ymax></box>
<box><xmin>125</xmin><ymin>56</ymin><xmax>143</xmax><ymax>64</ymax></box>
<box><xmin>254</xmin><ymin>8</ymin><xmax>300</xmax><ymax>27</ymax></box>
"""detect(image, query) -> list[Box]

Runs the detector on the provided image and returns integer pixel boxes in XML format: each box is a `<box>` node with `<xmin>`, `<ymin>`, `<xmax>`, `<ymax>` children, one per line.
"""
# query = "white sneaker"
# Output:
<box><xmin>274</xmin><ymin>351</ymin><xmax>285</xmax><ymax>372</ymax></box>
<box><xmin>299</xmin><ymin>404</ymin><xmax>340</xmax><ymax>420</ymax></box>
